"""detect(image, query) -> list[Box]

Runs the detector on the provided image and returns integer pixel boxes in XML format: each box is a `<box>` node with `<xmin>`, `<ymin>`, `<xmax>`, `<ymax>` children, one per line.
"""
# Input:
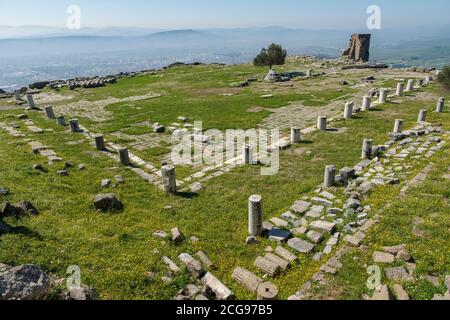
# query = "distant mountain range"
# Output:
<box><xmin>1</xmin><ymin>25</ymin><xmax>449</xmax><ymax>90</ymax></box>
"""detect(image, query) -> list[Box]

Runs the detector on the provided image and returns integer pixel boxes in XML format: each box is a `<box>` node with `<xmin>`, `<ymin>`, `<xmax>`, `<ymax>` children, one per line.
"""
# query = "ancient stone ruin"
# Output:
<box><xmin>341</xmin><ymin>34</ymin><xmax>371</xmax><ymax>63</ymax></box>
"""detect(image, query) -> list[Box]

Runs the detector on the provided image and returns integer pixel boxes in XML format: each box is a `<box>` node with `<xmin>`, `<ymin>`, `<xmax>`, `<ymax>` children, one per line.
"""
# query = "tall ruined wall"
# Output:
<box><xmin>341</xmin><ymin>34</ymin><xmax>371</xmax><ymax>63</ymax></box>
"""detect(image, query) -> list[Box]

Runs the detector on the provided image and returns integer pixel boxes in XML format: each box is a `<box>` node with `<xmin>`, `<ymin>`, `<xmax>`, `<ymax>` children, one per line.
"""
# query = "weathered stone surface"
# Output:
<box><xmin>370</xmin><ymin>285</ymin><xmax>392</xmax><ymax>300</ymax></box>
<box><xmin>162</xmin><ymin>256</ymin><xmax>181</xmax><ymax>273</ymax></box>
<box><xmin>382</xmin><ymin>244</ymin><xmax>406</xmax><ymax>255</ymax></box>
<box><xmin>101</xmin><ymin>179</ymin><xmax>111</xmax><ymax>188</ymax></box>
<box><xmin>341</xmin><ymin>34</ymin><xmax>371</xmax><ymax>63</ymax></box>
<box><xmin>373</xmin><ymin>251</ymin><xmax>395</xmax><ymax>264</ymax></box>
<box><xmin>270</xmin><ymin>217</ymin><xmax>289</xmax><ymax>228</ymax></box>
<box><xmin>396</xmin><ymin>249</ymin><xmax>412</xmax><ymax>262</ymax></box>
<box><xmin>197</xmin><ymin>251</ymin><xmax>215</xmax><ymax>269</ymax></box>
<box><xmin>245</xmin><ymin>236</ymin><xmax>259</xmax><ymax>245</ymax></box>
<box><xmin>287</xmin><ymin>238</ymin><xmax>315</xmax><ymax>254</ymax></box>
<box><xmin>275</xmin><ymin>246</ymin><xmax>297</xmax><ymax>262</ymax></box>
<box><xmin>392</xmin><ymin>284</ymin><xmax>410</xmax><ymax>301</ymax></box>
<box><xmin>178</xmin><ymin>253</ymin><xmax>205</xmax><ymax>279</ymax></box>
<box><xmin>309</xmin><ymin>220</ymin><xmax>336</xmax><ymax>234</ymax></box>
<box><xmin>93</xmin><ymin>193</ymin><xmax>123</xmax><ymax>212</ymax></box>
<box><xmin>291</xmin><ymin>200</ymin><xmax>311</xmax><ymax>214</ymax></box>
<box><xmin>385</xmin><ymin>266</ymin><xmax>412</xmax><ymax>281</ymax></box>
<box><xmin>306</xmin><ymin>230</ymin><xmax>324</xmax><ymax>244</ymax></box>
<box><xmin>1</xmin><ymin>201</ymin><xmax>39</xmax><ymax>218</ymax></box>
<box><xmin>257</xmin><ymin>282</ymin><xmax>278</xmax><ymax>300</ymax></box>
<box><xmin>0</xmin><ymin>264</ymin><xmax>51</xmax><ymax>300</ymax></box>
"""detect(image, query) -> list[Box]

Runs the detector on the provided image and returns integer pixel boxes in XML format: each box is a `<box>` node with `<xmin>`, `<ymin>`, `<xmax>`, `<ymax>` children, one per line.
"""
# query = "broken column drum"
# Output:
<box><xmin>418</xmin><ymin>109</ymin><xmax>427</xmax><ymax>123</ymax></box>
<box><xmin>95</xmin><ymin>135</ymin><xmax>106</xmax><ymax>150</ymax></box>
<box><xmin>344</xmin><ymin>101</ymin><xmax>353</xmax><ymax>120</ymax></box>
<box><xmin>362</xmin><ymin>96</ymin><xmax>371</xmax><ymax>111</ymax></box>
<box><xmin>57</xmin><ymin>116</ymin><xmax>66</xmax><ymax>126</ymax></box>
<box><xmin>69</xmin><ymin>119</ymin><xmax>80</xmax><ymax>132</ymax></box>
<box><xmin>248</xmin><ymin>195</ymin><xmax>263</xmax><ymax>236</ymax></box>
<box><xmin>118</xmin><ymin>148</ymin><xmax>130</xmax><ymax>166</ymax></box>
<box><xmin>436</xmin><ymin>97</ymin><xmax>445</xmax><ymax>113</ymax></box>
<box><xmin>243</xmin><ymin>145</ymin><xmax>253</xmax><ymax>164</ymax></box>
<box><xmin>361</xmin><ymin>138</ymin><xmax>373</xmax><ymax>159</ymax></box>
<box><xmin>396</xmin><ymin>82</ymin><xmax>404</xmax><ymax>96</ymax></box>
<box><xmin>394</xmin><ymin>119</ymin><xmax>404</xmax><ymax>134</ymax></box>
<box><xmin>161</xmin><ymin>165</ymin><xmax>177</xmax><ymax>194</ymax></box>
<box><xmin>44</xmin><ymin>106</ymin><xmax>55</xmax><ymax>119</ymax></box>
<box><xmin>26</xmin><ymin>94</ymin><xmax>35</xmax><ymax>109</ymax></box>
<box><xmin>406</xmin><ymin>79</ymin><xmax>414</xmax><ymax>91</ymax></box>
<box><xmin>290</xmin><ymin>128</ymin><xmax>301</xmax><ymax>144</ymax></box>
<box><xmin>324</xmin><ymin>165</ymin><xmax>336</xmax><ymax>188</ymax></box>
<box><xmin>317</xmin><ymin>116</ymin><xmax>327</xmax><ymax>131</ymax></box>
<box><xmin>379</xmin><ymin>89</ymin><xmax>388</xmax><ymax>103</ymax></box>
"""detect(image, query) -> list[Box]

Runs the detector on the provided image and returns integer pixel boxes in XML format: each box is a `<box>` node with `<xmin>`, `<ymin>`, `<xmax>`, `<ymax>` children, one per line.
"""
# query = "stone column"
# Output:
<box><xmin>248</xmin><ymin>195</ymin><xmax>263</xmax><ymax>236</ymax></box>
<box><xmin>69</xmin><ymin>119</ymin><xmax>80</xmax><ymax>132</ymax></box>
<box><xmin>361</xmin><ymin>138</ymin><xmax>373</xmax><ymax>159</ymax></box>
<box><xmin>118</xmin><ymin>148</ymin><xmax>130</xmax><ymax>166</ymax></box>
<box><xmin>406</xmin><ymin>79</ymin><xmax>414</xmax><ymax>92</ymax></box>
<box><xmin>379</xmin><ymin>89</ymin><xmax>388</xmax><ymax>103</ymax></box>
<box><xmin>14</xmin><ymin>90</ymin><xmax>21</xmax><ymax>102</ymax></box>
<box><xmin>362</xmin><ymin>96</ymin><xmax>371</xmax><ymax>111</ymax></box>
<box><xmin>26</xmin><ymin>94</ymin><xmax>35</xmax><ymax>109</ymax></box>
<box><xmin>324</xmin><ymin>165</ymin><xmax>336</xmax><ymax>188</ymax></box>
<box><xmin>344</xmin><ymin>101</ymin><xmax>353</xmax><ymax>120</ymax></box>
<box><xmin>418</xmin><ymin>109</ymin><xmax>427</xmax><ymax>123</ymax></box>
<box><xmin>161</xmin><ymin>165</ymin><xmax>177</xmax><ymax>194</ymax></box>
<box><xmin>95</xmin><ymin>135</ymin><xmax>106</xmax><ymax>150</ymax></box>
<box><xmin>44</xmin><ymin>106</ymin><xmax>55</xmax><ymax>119</ymax></box>
<box><xmin>57</xmin><ymin>116</ymin><xmax>66</xmax><ymax>126</ymax></box>
<box><xmin>394</xmin><ymin>119</ymin><xmax>404</xmax><ymax>134</ymax></box>
<box><xmin>317</xmin><ymin>116</ymin><xmax>327</xmax><ymax>131</ymax></box>
<box><xmin>396</xmin><ymin>82</ymin><xmax>404</xmax><ymax>96</ymax></box>
<box><xmin>425</xmin><ymin>76</ymin><xmax>433</xmax><ymax>84</ymax></box>
<box><xmin>290</xmin><ymin>128</ymin><xmax>301</xmax><ymax>144</ymax></box>
<box><xmin>436</xmin><ymin>97</ymin><xmax>445</xmax><ymax>113</ymax></box>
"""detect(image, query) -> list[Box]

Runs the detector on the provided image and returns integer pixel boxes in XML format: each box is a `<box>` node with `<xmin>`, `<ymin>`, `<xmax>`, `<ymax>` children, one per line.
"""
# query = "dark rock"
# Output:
<box><xmin>32</xmin><ymin>164</ymin><xmax>47</xmax><ymax>173</ymax></box>
<box><xmin>15</xmin><ymin>201</ymin><xmax>39</xmax><ymax>216</ymax></box>
<box><xmin>93</xmin><ymin>193</ymin><xmax>124</xmax><ymax>212</ymax></box>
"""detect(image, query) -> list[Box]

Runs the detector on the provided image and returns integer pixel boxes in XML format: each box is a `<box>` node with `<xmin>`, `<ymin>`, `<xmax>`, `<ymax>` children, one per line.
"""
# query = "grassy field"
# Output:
<box><xmin>0</xmin><ymin>61</ymin><xmax>449</xmax><ymax>300</ymax></box>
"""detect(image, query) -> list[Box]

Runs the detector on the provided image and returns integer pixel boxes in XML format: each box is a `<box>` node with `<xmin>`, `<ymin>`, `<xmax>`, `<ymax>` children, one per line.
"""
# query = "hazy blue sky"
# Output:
<box><xmin>1</xmin><ymin>0</ymin><xmax>449</xmax><ymax>29</ymax></box>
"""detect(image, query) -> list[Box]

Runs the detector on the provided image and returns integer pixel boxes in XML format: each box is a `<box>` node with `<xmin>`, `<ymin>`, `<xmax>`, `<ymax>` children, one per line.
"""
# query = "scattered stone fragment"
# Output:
<box><xmin>197</xmin><ymin>251</ymin><xmax>215</xmax><ymax>269</ymax></box>
<box><xmin>275</xmin><ymin>246</ymin><xmax>297</xmax><ymax>262</ymax></box>
<box><xmin>171</xmin><ymin>227</ymin><xmax>185</xmax><ymax>244</ymax></box>
<box><xmin>385</xmin><ymin>266</ymin><xmax>413</xmax><ymax>281</ymax></box>
<box><xmin>246</xmin><ymin>236</ymin><xmax>259</xmax><ymax>245</ymax></box>
<box><xmin>232</xmin><ymin>267</ymin><xmax>263</xmax><ymax>293</ymax></box>
<box><xmin>306</xmin><ymin>230</ymin><xmax>324</xmax><ymax>244</ymax></box>
<box><xmin>287</xmin><ymin>238</ymin><xmax>315</xmax><ymax>254</ymax></box>
<box><xmin>396</xmin><ymin>249</ymin><xmax>412</xmax><ymax>262</ymax></box>
<box><xmin>162</xmin><ymin>256</ymin><xmax>181</xmax><ymax>273</ymax></box>
<box><xmin>115</xmin><ymin>175</ymin><xmax>124</xmax><ymax>184</ymax></box>
<box><xmin>392</xmin><ymin>284</ymin><xmax>410</xmax><ymax>300</ymax></box>
<box><xmin>291</xmin><ymin>200</ymin><xmax>311</xmax><ymax>214</ymax></box>
<box><xmin>254</xmin><ymin>256</ymin><xmax>280</xmax><ymax>277</ymax></box>
<box><xmin>373</xmin><ymin>251</ymin><xmax>395</xmax><ymax>264</ymax></box>
<box><xmin>178</xmin><ymin>253</ymin><xmax>205</xmax><ymax>279</ymax></box>
<box><xmin>270</xmin><ymin>217</ymin><xmax>289</xmax><ymax>228</ymax></box>
<box><xmin>382</xmin><ymin>244</ymin><xmax>406</xmax><ymax>255</ymax></box>
<box><xmin>57</xmin><ymin>170</ymin><xmax>69</xmax><ymax>177</ymax></box>
<box><xmin>32</xmin><ymin>164</ymin><xmax>47</xmax><ymax>173</ymax></box>
<box><xmin>370</xmin><ymin>285</ymin><xmax>392</xmax><ymax>300</ymax></box>
<box><xmin>309</xmin><ymin>220</ymin><xmax>336</xmax><ymax>234</ymax></box>
<box><xmin>93</xmin><ymin>193</ymin><xmax>124</xmax><ymax>212</ymax></box>
<box><xmin>101</xmin><ymin>179</ymin><xmax>112</xmax><ymax>188</ymax></box>
<box><xmin>153</xmin><ymin>230</ymin><xmax>169</xmax><ymax>239</ymax></box>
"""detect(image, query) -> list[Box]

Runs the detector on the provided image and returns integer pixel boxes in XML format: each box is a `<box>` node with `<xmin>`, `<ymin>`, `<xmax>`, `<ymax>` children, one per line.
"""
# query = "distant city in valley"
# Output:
<box><xmin>1</xmin><ymin>25</ymin><xmax>450</xmax><ymax>91</ymax></box>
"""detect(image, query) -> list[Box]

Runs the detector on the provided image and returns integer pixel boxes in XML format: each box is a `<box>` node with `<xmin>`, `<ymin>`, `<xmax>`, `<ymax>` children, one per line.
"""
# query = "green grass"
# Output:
<box><xmin>0</xmin><ymin>62</ymin><xmax>449</xmax><ymax>300</ymax></box>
